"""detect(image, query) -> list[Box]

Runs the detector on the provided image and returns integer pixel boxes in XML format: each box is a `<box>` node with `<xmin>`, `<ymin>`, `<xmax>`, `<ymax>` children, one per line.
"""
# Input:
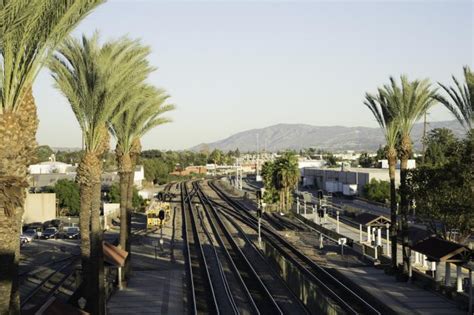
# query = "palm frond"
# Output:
<box><xmin>364</xmin><ymin>90</ymin><xmax>399</xmax><ymax>149</ymax></box>
<box><xmin>110</xmin><ymin>84</ymin><xmax>175</xmax><ymax>154</ymax></box>
<box><xmin>1</xmin><ymin>0</ymin><xmax>105</xmax><ymax>113</ymax></box>
<box><xmin>435</xmin><ymin>66</ymin><xmax>473</xmax><ymax>130</ymax></box>
<box><xmin>49</xmin><ymin>34</ymin><xmax>154</xmax><ymax>153</ymax></box>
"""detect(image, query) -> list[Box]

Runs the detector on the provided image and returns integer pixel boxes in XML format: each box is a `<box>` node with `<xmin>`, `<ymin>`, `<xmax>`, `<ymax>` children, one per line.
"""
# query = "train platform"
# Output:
<box><xmin>298</xmin><ymin>213</ymin><xmax>465</xmax><ymax>314</ymax></box>
<box><xmin>107</xmin><ymin>202</ymin><xmax>185</xmax><ymax>314</ymax></box>
<box><xmin>338</xmin><ymin>266</ymin><xmax>463</xmax><ymax>315</ymax></box>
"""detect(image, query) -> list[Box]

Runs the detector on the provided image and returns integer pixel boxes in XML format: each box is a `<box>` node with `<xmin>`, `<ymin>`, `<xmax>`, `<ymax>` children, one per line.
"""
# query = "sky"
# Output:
<box><xmin>34</xmin><ymin>0</ymin><xmax>473</xmax><ymax>150</ymax></box>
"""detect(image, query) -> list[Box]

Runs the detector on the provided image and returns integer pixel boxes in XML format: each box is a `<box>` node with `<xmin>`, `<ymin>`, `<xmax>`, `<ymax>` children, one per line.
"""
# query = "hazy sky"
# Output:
<box><xmin>34</xmin><ymin>0</ymin><xmax>473</xmax><ymax>150</ymax></box>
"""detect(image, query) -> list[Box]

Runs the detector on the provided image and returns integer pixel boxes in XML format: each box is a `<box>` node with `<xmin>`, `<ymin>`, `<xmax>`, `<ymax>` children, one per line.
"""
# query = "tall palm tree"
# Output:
<box><xmin>364</xmin><ymin>90</ymin><xmax>400</xmax><ymax>270</ymax></box>
<box><xmin>435</xmin><ymin>66</ymin><xmax>473</xmax><ymax>131</ymax></box>
<box><xmin>274</xmin><ymin>153</ymin><xmax>299</xmax><ymax>212</ymax></box>
<box><xmin>0</xmin><ymin>1</ymin><xmax>103</xmax><ymax>312</ymax></box>
<box><xmin>49</xmin><ymin>34</ymin><xmax>151</xmax><ymax>315</ymax></box>
<box><xmin>110</xmin><ymin>84</ymin><xmax>174</xmax><ymax>277</ymax></box>
<box><xmin>382</xmin><ymin>76</ymin><xmax>437</xmax><ymax>275</ymax></box>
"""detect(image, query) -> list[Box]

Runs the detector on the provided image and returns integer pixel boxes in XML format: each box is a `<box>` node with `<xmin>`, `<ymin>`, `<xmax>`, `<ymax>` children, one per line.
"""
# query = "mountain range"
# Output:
<box><xmin>191</xmin><ymin>120</ymin><xmax>465</xmax><ymax>152</ymax></box>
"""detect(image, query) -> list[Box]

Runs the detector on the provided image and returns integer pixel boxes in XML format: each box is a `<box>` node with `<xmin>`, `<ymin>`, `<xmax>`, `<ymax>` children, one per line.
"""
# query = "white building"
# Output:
<box><xmin>301</xmin><ymin>167</ymin><xmax>401</xmax><ymax>196</ymax></box>
<box><xmin>28</xmin><ymin>161</ymin><xmax>75</xmax><ymax>174</ymax></box>
<box><xmin>379</xmin><ymin>159</ymin><xmax>416</xmax><ymax>169</ymax></box>
<box><xmin>134</xmin><ymin>165</ymin><xmax>145</xmax><ymax>188</ymax></box>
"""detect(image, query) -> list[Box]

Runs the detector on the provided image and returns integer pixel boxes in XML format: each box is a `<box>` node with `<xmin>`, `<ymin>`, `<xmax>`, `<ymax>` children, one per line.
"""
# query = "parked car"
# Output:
<box><xmin>20</xmin><ymin>235</ymin><xmax>29</xmax><ymax>246</ymax></box>
<box><xmin>26</xmin><ymin>222</ymin><xmax>43</xmax><ymax>238</ymax></box>
<box><xmin>51</xmin><ymin>219</ymin><xmax>62</xmax><ymax>228</ymax></box>
<box><xmin>41</xmin><ymin>227</ymin><xmax>59</xmax><ymax>240</ymax></box>
<box><xmin>65</xmin><ymin>227</ymin><xmax>80</xmax><ymax>239</ymax></box>
<box><xmin>22</xmin><ymin>229</ymin><xmax>37</xmax><ymax>241</ymax></box>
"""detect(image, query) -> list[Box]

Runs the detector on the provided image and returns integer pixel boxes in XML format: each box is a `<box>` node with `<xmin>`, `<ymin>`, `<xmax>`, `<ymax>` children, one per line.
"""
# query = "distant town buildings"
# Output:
<box><xmin>301</xmin><ymin>167</ymin><xmax>401</xmax><ymax>197</ymax></box>
<box><xmin>28</xmin><ymin>154</ymin><xmax>145</xmax><ymax>189</ymax></box>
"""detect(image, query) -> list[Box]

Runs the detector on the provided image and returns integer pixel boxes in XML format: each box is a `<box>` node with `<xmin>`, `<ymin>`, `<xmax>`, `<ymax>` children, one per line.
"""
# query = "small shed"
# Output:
<box><xmin>354</xmin><ymin>213</ymin><xmax>390</xmax><ymax>228</ymax></box>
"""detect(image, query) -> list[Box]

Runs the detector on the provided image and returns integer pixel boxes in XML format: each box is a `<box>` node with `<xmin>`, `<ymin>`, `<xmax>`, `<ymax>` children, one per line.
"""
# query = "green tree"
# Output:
<box><xmin>107</xmin><ymin>183</ymin><xmax>144</xmax><ymax>209</ymax></box>
<box><xmin>408</xmin><ymin>133</ymin><xmax>474</xmax><ymax>242</ymax></box>
<box><xmin>49</xmin><ymin>34</ymin><xmax>147</xmax><ymax>314</ymax></box>
<box><xmin>325</xmin><ymin>154</ymin><xmax>338</xmax><ymax>167</ymax></box>
<box><xmin>52</xmin><ymin>179</ymin><xmax>80</xmax><ymax>216</ymax></box>
<box><xmin>0</xmin><ymin>2</ymin><xmax>103</xmax><ymax>311</ymax></box>
<box><xmin>208</xmin><ymin>149</ymin><xmax>223</xmax><ymax>165</ymax></box>
<box><xmin>35</xmin><ymin>145</ymin><xmax>54</xmax><ymax>163</ymax></box>
<box><xmin>384</xmin><ymin>76</ymin><xmax>437</xmax><ymax>275</ymax></box>
<box><xmin>364</xmin><ymin>87</ymin><xmax>400</xmax><ymax>270</ymax></box>
<box><xmin>358</xmin><ymin>152</ymin><xmax>374</xmax><ymax>168</ymax></box>
<box><xmin>364</xmin><ymin>179</ymin><xmax>390</xmax><ymax>204</ymax></box>
<box><xmin>422</xmin><ymin>128</ymin><xmax>459</xmax><ymax>167</ymax></box>
<box><xmin>274</xmin><ymin>153</ymin><xmax>300</xmax><ymax>211</ymax></box>
<box><xmin>261</xmin><ymin>161</ymin><xmax>279</xmax><ymax>205</ymax></box>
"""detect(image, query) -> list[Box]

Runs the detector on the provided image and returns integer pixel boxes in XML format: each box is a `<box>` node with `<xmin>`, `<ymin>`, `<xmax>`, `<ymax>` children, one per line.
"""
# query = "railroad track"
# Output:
<box><xmin>208</xmin><ymin>180</ymin><xmax>383</xmax><ymax>315</ymax></box>
<box><xmin>20</xmin><ymin>254</ymin><xmax>80</xmax><ymax>313</ymax></box>
<box><xmin>181</xmin><ymin>182</ymin><xmax>219</xmax><ymax>314</ymax></box>
<box><xmin>193</xmin><ymin>181</ymin><xmax>289</xmax><ymax>315</ymax></box>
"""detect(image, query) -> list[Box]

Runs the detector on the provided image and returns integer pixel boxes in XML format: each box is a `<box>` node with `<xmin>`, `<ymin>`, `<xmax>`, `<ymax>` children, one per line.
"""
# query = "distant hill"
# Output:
<box><xmin>191</xmin><ymin>120</ymin><xmax>465</xmax><ymax>152</ymax></box>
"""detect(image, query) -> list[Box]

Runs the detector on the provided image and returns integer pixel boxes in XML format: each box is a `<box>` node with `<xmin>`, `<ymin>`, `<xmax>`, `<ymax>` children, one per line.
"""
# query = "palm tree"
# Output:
<box><xmin>364</xmin><ymin>90</ymin><xmax>400</xmax><ymax>270</ymax></box>
<box><xmin>110</xmin><ymin>84</ymin><xmax>174</xmax><ymax>277</ymax></box>
<box><xmin>49</xmin><ymin>34</ymin><xmax>151</xmax><ymax>315</ymax></box>
<box><xmin>435</xmin><ymin>66</ymin><xmax>473</xmax><ymax>131</ymax></box>
<box><xmin>274</xmin><ymin>153</ymin><xmax>299</xmax><ymax>212</ymax></box>
<box><xmin>0</xmin><ymin>1</ymin><xmax>103</xmax><ymax>312</ymax></box>
<box><xmin>382</xmin><ymin>76</ymin><xmax>437</xmax><ymax>275</ymax></box>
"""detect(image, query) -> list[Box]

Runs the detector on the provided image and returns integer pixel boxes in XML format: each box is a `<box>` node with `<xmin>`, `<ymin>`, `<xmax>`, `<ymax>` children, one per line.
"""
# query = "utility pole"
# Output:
<box><xmin>421</xmin><ymin>111</ymin><xmax>428</xmax><ymax>163</ymax></box>
<box><xmin>256</xmin><ymin>134</ymin><xmax>260</xmax><ymax>181</ymax></box>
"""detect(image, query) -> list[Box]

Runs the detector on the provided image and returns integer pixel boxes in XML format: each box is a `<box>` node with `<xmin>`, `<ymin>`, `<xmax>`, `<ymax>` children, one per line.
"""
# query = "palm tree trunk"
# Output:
<box><xmin>76</xmin><ymin>152</ymin><xmax>105</xmax><ymax>314</ymax></box>
<box><xmin>90</xmin><ymin>179</ymin><xmax>105</xmax><ymax>315</ymax></box>
<box><xmin>0</xmin><ymin>88</ymin><xmax>38</xmax><ymax>313</ymax></box>
<box><xmin>388</xmin><ymin>149</ymin><xmax>398</xmax><ymax>270</ymax></box>
<box><xmin>119</xmin><ymin>171</ymin><xmax>129</xmax><ymax>249</ymax></box>
<box><xmin>399</xmin><ymin>136</ymin><xmax>412</xmax><ymax>275</ymax></box>
<box><xmin>124</xmin><ymin>157</ymin><xmax>137</xmax><ymax>279</ymax></box>
<box><xmin>78</xmin><ymin>184</ymin><xmax>91</xmax><ymax>301</ymax></box>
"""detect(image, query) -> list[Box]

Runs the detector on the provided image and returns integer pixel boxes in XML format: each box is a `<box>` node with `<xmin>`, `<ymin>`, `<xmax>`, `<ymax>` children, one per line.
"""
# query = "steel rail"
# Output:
<box><xmin>209</xmin><ymin>180</ymin><xmax>382</xmax><ymax>315</ymax></box>
<box><xmin>182</xmin><ymin>181</ymin><xmax>219</xmax><ymax>314</ymax></box>
<box><xmin>180</xmin><ymin>182</ymin><xmax>198</xmax><ymax>314</ymax></box>
<box><xmin>192</xmin><ymin>182</ymin><xmax>240</xmax><ymax>315</ymax></box>
<box><xmin>193</xmin><ymin>181</ymin><xmax>263</xmax><ymax>315</ymax></box>
<box><xmin>198</xmin><ymin>182</ymin><xmax>311</xmax><ymax>315</ymax></box>
<box><xmin>20</xmin><ymin>256</ymin><xmax>79</xmax><ymax>309</ymax></box>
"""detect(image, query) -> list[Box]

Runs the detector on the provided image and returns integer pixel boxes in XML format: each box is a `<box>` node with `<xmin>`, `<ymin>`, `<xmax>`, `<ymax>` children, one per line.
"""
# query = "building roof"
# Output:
<box><xmin>411</xmin><ymin>237</ymin><xmax>470</xmax><ymax>263</ymax></box>
<box><xmin>103</xmin><ymin>241</ymin><xmax>128</xmax><ymax>267</ymax></box>
<box><xmin>303</xmin><ymin>166</ymin><xmax>401</xmax><ymax>175</ymax></box>
<box><xmin>37</xmin><ymin>161</ymin><xmax>70</xmax><ymax>166</ymax></box>
<box><xmin>354</xmin><ymin>213</ymin><xmax>390</xmax><ymax>227</ymax></box>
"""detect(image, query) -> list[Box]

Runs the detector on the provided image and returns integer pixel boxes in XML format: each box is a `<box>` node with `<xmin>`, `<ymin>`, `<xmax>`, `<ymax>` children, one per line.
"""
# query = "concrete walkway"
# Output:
<box><xmin>338</xmin><ymin>266</ymin><xmax>464</xmax><ymax>315</ymax></box>
<box><xmin>107</xmin><ymin>197</ymin><xmax>185</xmax><ymax>315</ymax></box>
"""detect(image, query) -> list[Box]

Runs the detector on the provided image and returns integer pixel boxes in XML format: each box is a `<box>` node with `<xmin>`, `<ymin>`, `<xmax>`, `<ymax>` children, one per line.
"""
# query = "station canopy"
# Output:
<box><xmin>354</xmin><ymin>213</ymin><xmax>390</xmax><ymax>228</ymax></box>
<box><xmin>411</xmin><ymin>237</ymin><xmax>471</xmax><ymax>263</ymax></box>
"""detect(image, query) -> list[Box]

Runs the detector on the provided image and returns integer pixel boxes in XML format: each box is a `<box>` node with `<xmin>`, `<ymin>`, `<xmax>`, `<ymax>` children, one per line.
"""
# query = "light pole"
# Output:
<box><xmin>258</xmin><ymin>203</ymin><xmax>266</xmax><ymax>248</ymax></box>
<box><xmin>336</xmin><ymin>210</ymin><xmax>340</xmax><ymax>234</ymax></box>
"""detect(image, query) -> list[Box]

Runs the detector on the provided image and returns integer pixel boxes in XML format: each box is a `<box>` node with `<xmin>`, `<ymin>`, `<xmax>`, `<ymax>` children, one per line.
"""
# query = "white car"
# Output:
<box><xmin>20</xmin><ymin>235</ymin><xmax>30</xmax><ymax>245</ymax></box>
